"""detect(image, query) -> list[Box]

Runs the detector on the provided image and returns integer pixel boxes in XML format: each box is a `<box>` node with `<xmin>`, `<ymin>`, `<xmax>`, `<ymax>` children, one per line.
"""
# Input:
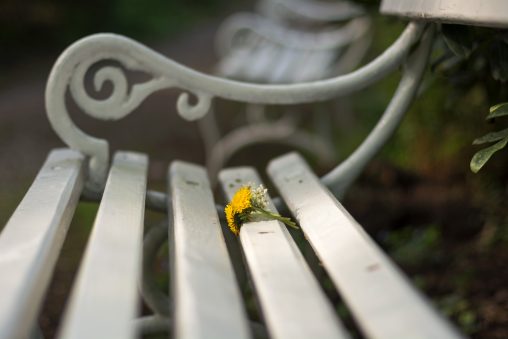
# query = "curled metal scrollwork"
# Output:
<box><xmin>45</xmin><ymin>36</ymin><xmax>216</xmax><ymax>191</ymax></box>
<box><xmin>141</xmin><ymin>221</ymin><xmax>171</xmax><ymax>317</ymax></box>
<box><xmin>45</xmin><ymin>22</ymin><xmax>423</xmax><ymax>191</ymax></box>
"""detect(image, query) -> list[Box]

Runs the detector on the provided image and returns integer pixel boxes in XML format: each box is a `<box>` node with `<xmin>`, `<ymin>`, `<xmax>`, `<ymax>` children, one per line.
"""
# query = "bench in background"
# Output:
<box><xmin>201</xmin><ymin>0</ymin><xmax>371</xmax><ymax>181</ymax></box>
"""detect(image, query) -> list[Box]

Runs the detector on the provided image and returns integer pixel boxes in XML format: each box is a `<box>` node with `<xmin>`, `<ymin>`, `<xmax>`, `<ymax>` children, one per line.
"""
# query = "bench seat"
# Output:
<box><xmin>0</xmin><ymin>149</ymin><xmax>464</xmax><ymax>339</ymax></box>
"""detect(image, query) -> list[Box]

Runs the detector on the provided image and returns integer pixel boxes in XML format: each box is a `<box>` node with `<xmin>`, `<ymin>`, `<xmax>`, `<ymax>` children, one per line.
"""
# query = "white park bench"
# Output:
<box><xmin>201</xmin><ymin>0</ymin><xmax>371</xmax><ymax>180</ymax></box>
<box><xmin>3</xmin><ymin>1</ymin><xmax>507</xmax><ymax>338</ymax></box>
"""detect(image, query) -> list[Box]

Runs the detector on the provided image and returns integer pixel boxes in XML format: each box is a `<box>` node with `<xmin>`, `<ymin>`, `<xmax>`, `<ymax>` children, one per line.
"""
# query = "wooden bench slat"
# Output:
<box><xmin>245</xmin><ymin>43</ymin><xmax>280</xmax><ymax>81</ymax></box>
<box><xmin>218</xmin><ymin>46</ymin><xmax>257</xmax><ymax>79</ymax></box>
<box><xmin>58</xmin><ymin>152</ymin><xmax>148</xmax><ymax>339</ymax></box>
<box><xmin>292</xmin><ymin>50</ymin><xmax>334</xmax><ymax>82</ymax></box>
<box><xmin>0</xmin><ymin>149</ymin><xmax>84</xmax><ymax>339</ymax></box>
<box><xmin>169</xmin><ymin>161</ymin><xmax>251</xmax><ymax>339</ymax></box>
<box><xmin>219</xmin><ymin>167</ymin><xmax>350</xmax><ymax>339</ymax></box>
<box><xmin>268</xmin><ymin>153</ymin><xmax>464</xmax><ymax>339</ymax></box>
<box><xmin>270</xmin><ymin>49</ymin><xmax>303</xmax><ymax>83</ymax></box>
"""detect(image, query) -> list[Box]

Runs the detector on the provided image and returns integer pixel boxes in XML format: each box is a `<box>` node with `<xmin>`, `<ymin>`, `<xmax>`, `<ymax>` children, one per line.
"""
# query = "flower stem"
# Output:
<box><xmin>252</xmin><ymin>207</ymin><xmax>299</xmax><ymax>229</ymax></box>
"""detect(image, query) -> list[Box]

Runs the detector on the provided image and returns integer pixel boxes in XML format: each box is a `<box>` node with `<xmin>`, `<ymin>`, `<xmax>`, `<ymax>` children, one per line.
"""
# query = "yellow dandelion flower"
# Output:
<box><xmin>224</xmin><ymin>184</ymin><xmax>298</xmax><ymax>236</ymax></box>
<box><xmin>224</xmin><ymin>204</ymin><xmax>239</xmax><ymax>235</ymax></box>
<box><xmin>225</xmin><ymin>186</ymin><xmax>252</xmax><ymax>235</ymax></box>
<box><xmin>230</xmin><ymin>186</ymin><xmax>252</xmax><ymax>213</ymax></box>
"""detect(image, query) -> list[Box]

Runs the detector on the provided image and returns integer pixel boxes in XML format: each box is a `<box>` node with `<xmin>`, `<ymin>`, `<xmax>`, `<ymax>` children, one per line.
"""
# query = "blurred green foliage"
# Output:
<box><xmin>342</xmin><ymin>2</ymin><xmax>508</xmax><ymax>177</ymax></box>
<box><xmin>344</xmin><ymin>17</ymin><xmax>485</xmax><ymax>178</ymax></box>
<box><xmin>435</xmin><ymin>24</ymin><xmax>508</xmax><ymax>172</ymax></box>
<box><xmin>437</xmin><ymin>294</ymin><xmax>478</xmax><ymax>334</ymax></box>
<box><xmin>0</xmin><ymin>0</ymin><xmax>234</xmax><ymax>68</ymax></box>
<box><xmin>382</xmin><ymin>224</ymin><xmax>480</xmax><ymax>334</ymax></box>
<box><xmin>383</xmin><ymin>224</ymin><xmax>443</xmax><ymax>268</ymax></box>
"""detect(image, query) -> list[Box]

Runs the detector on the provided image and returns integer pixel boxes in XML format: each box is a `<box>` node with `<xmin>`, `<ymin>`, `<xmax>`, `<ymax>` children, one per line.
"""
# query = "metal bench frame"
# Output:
<box><xmin>46</xmin><ymin>22</ymin><xmax>427</xmax><ymax>195</ymax></box>
<box><xmin>4</xmin><ymin>1</ymin><xmax>496</xmax><ymax>337</ymax></box>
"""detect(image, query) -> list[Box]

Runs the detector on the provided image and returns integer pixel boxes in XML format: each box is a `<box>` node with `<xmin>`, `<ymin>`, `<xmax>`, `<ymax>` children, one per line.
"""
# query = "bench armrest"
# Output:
<box><xmin>45</xmin><ymin>21</ymin><xmax>426</xmax><ymax>193</ymax></box>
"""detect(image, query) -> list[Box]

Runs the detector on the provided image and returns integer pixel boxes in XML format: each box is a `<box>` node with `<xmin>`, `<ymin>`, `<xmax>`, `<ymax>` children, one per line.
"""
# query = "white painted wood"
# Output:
<box><xmin>58</xmin><ymin>151</ymin><xmax>148</xmax><ymax>339</ymax></box>
<box><xmin>287</xmin><ymin>51</ymin><xmax>314</xmax><ymax>83</ymax></box>
<box><xmin>218</xmin><ymin>46</ymin><xmax>257</xmax><ymax>79</ymax></box>
<box><xmin>293</xmin><ymin>50</ymin><xmax>335</xmax><ymax>82</ymax></box>
<box><xmin>381</xmin><ymin>0</ymin><xmax>508</xmax><ymax>28</ymax></box>
<box><xmin>268</xmin><ymin>153</ymin><xmax>465</xmax><ymax>339</ymax></box>
<box><xmin>245</xmin><ymin>44</ymin><xmax>280</xmax><ymax>82</ymax></box>
<box><xmin>270</xmin><ymin>49</ymin><xmax>303</xmax><ymax>84</ymax></box>
<box><xmin>219</xmin><ymin>167</ymin><xmax>349</xmax><ymax>339</ymax></box>
<box><xmin>169</xmin><ymin>161</ymin><xmax>251</xmax><ymax>339</ymax></box>
<box><xmin>0</xmin><ymin>149</ymin><xmax>84</xmax><ymax>339</ymax></box>
<box><xmin>259</xmin><ymin>0</ymin><xmax>364</xmax><ymax>24</ymax></box>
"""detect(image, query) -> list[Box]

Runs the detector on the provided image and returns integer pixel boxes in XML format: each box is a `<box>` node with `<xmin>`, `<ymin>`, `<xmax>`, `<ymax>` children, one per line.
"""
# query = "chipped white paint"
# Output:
<box><xmin>219</xmin><ymin>167</ymin><xmax>349</xmax><ymax>339</ymax></box>
<box><xmin>169</xmin><ymin>161</ymin><xmax>251</xmax><ymax>339</ymax></box>
<box><xmin>0</xmin><ymin>149</ymin><xmax>84</xmax><ymax>339</ymax></box>
<box><xmin>268</xmin><ymin>153</ymin><xmax>464</xmax><ymax>339</ymax></box>
<box><xmin>58</xmin><ymin>152</ymin><xmax>148</xmax><ymax>339</ymax></box>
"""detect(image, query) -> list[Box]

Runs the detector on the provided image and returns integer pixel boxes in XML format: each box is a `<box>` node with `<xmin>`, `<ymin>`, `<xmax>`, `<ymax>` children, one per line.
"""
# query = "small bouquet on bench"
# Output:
<box><xmin>225</xmin><ymin>184</ymin><xmax>298</xmax><ymax>235</ymax></box>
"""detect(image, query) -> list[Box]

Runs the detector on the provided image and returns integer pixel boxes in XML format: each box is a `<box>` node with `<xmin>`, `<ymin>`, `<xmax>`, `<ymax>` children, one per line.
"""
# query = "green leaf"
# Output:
<box><xmin>472</xmin><ymin>128</ymin><xmax>508</xmax><ymax>144</ymax></box>
<box><xmin>441</xmin><ymin>24</ymin><xmax>474</xmax><ymax>58</ymax></box>
<box><xmin>470</xmin><ymin>137</ymin><xmax>508</xmax><ymax>173</ymax></box>
<box><xmin>487</xmin><ymin>102</ymin><xmax>508</xmax><ymax>119</ymax></box>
